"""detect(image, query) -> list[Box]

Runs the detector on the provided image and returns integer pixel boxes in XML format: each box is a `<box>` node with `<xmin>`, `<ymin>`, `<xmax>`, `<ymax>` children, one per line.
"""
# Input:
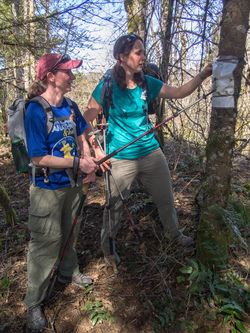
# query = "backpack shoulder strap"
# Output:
<box><xmin>63</xmin><ymin>97</ymin><xmax>81</xmax><ymax>156</ymax></box>
<box><xmin>100</xmin><ymin>76</ymin><xmax>108</xmax><ymax>104</ymax></box>
<box><xmin>100</xmin><ymin>71</ymin><xmax>114</xmax><ymax>122</ymax></box>
<box><xmin>29</xmin><ymin>96</ymin><xmax>54</xmax><ymax>137</ymax></box>
<box><xmin>64</xmin><ymin>97</ymin><xmax>76</xmax><ymax>117</ymax></box>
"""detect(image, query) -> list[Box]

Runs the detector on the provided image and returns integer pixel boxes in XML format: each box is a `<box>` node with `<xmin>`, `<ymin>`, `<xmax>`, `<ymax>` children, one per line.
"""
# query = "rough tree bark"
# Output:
<box><xmin>0</xmin><ymin>185</ymin><xmax>18</xmax><ymax>226</ymax></box>
<box><xmin>11</xmin><ymin>0</ymin><xmax>24</xmax><ymax>98</ymax></box>
<box><xmin>124</xmin><ymin>0</ymin><xmax>147</xmax><ymax>36</ymax></box>
<box><xmin>196</xmin><ymin>0</ymin><xmax>250</xmax><ymax>266</ymax></box>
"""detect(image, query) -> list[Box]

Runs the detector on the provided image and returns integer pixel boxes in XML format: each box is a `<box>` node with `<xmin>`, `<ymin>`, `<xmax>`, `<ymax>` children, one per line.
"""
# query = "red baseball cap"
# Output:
<box><xmin>36</xmin><ymin>53</ymin><xmax>82</xmax><ymax>81</ymax></box>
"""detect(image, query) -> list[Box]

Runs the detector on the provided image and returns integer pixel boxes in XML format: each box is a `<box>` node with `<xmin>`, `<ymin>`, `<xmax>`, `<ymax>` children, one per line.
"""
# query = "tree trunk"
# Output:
<box><xmin>124</xmin><ymin>0</ymin><xmax>147</xmax><ymax>37</ymax></box>
<box><xmin>0</xmin><ymin>185</ymin><xmax>18</xmax><ymax>226</ymax></box>
<box><xmin>196</xmin><ymin>0</ymin><xmax>250</xmax><ymax>267</ymax></box>
<box><xmin>11</xmin><ymin>0</ymin><xmax>24</xmax><ymax>97</ymax></box>
<box><xmin>156</xmin><ymin>0</ymin><xmax>174</xmax><ymax>147</ymax></box>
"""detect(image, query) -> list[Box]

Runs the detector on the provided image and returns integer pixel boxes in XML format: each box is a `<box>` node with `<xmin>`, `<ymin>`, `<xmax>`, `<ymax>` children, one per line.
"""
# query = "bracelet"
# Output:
<box><xmin>199</xmin><ymin>73</ymin><xmax>205</xmax><ymax>80</ymax></box>
<box><xmin>73</xmin><ymin>156</ymin><xmax>80</xmax><ymax>177</ymax></box>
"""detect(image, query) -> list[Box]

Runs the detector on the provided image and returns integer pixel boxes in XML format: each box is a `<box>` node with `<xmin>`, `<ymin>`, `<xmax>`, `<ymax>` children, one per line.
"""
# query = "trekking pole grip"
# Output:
<box><xmin>75</xmin><ymin>182</ymin><xmax>89</xmax><ymax>216</ymax></box>
<box><xmin>82</xmin><ymin>182</ymin><xmax>89</xmax><ymax>196</ymax></box>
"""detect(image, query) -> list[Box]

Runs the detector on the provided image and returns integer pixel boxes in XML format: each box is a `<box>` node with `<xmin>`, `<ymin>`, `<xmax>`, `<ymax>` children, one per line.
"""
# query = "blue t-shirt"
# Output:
<box><xmin>24</xmin><ymin>97</ymin><xmax>88</xmax><ymax>189</ymax></box>
<box><xmin>92</xmin><ymin>75</ymin><xmax>163</xmax><ymax>159</ymax></box>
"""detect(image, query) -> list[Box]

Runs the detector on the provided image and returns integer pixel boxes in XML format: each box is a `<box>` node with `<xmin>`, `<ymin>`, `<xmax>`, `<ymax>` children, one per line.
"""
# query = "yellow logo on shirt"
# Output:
<box><xmin>60</xmin><ymin>141</ymin><xmax>74</xmax><ymax>159</ymax></box>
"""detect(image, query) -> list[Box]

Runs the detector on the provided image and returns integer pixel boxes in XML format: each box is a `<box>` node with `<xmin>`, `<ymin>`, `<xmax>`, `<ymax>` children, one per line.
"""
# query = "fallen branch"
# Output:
<box><xmin>174</xmin><ymin>172</ymin><xmax>201</xmax><ymax>200</ymax></box>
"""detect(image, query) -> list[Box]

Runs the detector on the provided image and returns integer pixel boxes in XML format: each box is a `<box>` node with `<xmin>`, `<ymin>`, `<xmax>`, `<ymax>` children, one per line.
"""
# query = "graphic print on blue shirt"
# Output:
<box><xmin>50</xmin><ymin>120</ymin><xmax>77</xmax><ymax>159</ymax></box>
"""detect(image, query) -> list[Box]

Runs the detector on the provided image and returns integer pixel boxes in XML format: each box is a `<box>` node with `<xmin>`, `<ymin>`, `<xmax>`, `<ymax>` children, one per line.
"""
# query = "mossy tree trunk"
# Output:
<box><xmin>0</xmin><ymin>185</ymin><xmax>18</xmax><ymax>226</ymax></box>
<box><xmin>196</xmin><ymin>0</ymin><xmax>250</xmax><ymax>267</ymax></box>
<box><xmin>124</xmin><ymin>0</ymin><xmax>147</xmax><ymax>36</ymax></box>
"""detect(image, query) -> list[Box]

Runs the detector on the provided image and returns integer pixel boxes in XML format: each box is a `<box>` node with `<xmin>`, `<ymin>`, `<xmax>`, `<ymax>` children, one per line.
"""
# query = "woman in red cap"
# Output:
<box><xmin>23</xmin><ymin>53</ymin><xmax>100</xmax><ymax>332</ymax></box>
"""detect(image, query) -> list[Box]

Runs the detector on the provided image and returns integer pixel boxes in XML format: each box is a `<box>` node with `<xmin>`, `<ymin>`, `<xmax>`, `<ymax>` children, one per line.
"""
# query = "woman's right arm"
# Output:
<box><xmin>84</xmin><ymin>96</ymin><xmax>110</xmax><ymax>170</ymax></box>
<box><xmin>31</xmin><ymin>155</ymin><xmax>96</xmax><ymax>175</ymax></box>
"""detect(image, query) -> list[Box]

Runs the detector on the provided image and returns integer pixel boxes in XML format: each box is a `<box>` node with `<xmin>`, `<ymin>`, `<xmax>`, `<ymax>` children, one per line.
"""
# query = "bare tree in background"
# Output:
<box><xmin>124</xmin><ymin>0</ymin><xmax>147</xmax><ymax>36</ymax></box>
<box><xmin>0</xmin><ymin>0</ymin><xmax>125</xmax><ymax>123</ymax></box>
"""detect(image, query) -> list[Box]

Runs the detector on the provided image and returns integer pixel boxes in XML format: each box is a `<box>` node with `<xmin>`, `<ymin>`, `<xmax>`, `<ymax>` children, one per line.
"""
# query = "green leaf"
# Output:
<box><xmin>234</xmin><ymin>312</ymin><xmax>243</xmax><ymax>320</ymax></box>
<box><xmin>232</xmin><ymin>303</ymin><xmax>246</xmax><ymax>314</ymax></box>
<box><xmin>96</xmin><ymin>309</ymin><xmax>105</xmax><ymax>314</ymax></box>
<box><xmin>84</xmin><ymin>285</ymin><xmax>93</xmax><ymax>294</ymax></box>
<box><xmin>92</xmin><ymin>316</ymin><xmax>98</xmax><ymax>327</ymax></box>
<box><xmin>197</xmin><ymin>272</ymin><xmax>206</xmax><ymax>282</ymax></box>
<box><xmin>217</xmin><ymin>264</ymin><xmax>227</xmax><ymax>269</ymax></box>
<box><xmin>158</xmin><ymin>315</ymin><xmax>165</xmax><ymax>327</ymax></box>
<box><xmin>235</xmin><ymin>320</ymin><xmax>248</xmax><ymax>333</ymax></box>
<box><xmin>215</xmin><ymin>284</ymin><xmax>229</xmax><ymax>292</ymax></box>
<box><xmin>188</xmin><ymin>282</ymin><xmax>197</xmax><ymax>294</ymax></box>
<box><xmin>208</xmin><ymin>269</ymin><xmax>213</xmax><ymax>279</ymax></box>
<box><xmin>187</xmin><ymin>259</ymin><xmax>199</xmax><ymax>270</ymax></box>
<box><xmin>90</xmin><ymin>310</ymin><xmax>97</xmax><ymax>320</ymax></box>
<box><xmin>209</xmin><ymin>283</ymin><xmax>215</xmax><ymax>295</ymax></box>
<box><xmin>223</xmin><ymin>309</ymin><xmax>234</xmax><ymax>315</ymax></box>
<box><xmin>200</xmin><ymin>263</ymin><xmax>206</xmax><ymax>272</ymax></box>
<box><xmin>223</xmin><ymin>314</ymin><xmax>231</xmax><ymax>325</ymax></box>
<box><xmin>159</xmin><ymin>312</ymin><xmax>168</xmax><ymax>318</ymax></box>
<box><xmin>98</xmin><ymin>315</ymin><xmax>106</xmax><ymax>320</ymax></box>
<box><xmin>206</xmin><ymin>314</ymin><xmax>216</xmax><ymax>320</ymax></box>
<box><xmin>233</xmin><ymin>277</ymin><xmax>243</xmax><ymax>287</ymax></box>
<box><xmin>221</xmin><ymin>298</ymin><xmax>231</xmax><ymax>304</ymax></box>
<box><xmin>193</xmin><ymin>300</ymin><xmax>199</xmax><ymax>310</ymax></box>
<box><xmin>177</xmin><ymin>276</ymin><xmax>185</xmax><ymax>283</ymax></box>
<box><xmin>95</xmin><ymin>302</ymin><xmax>103</xmax><ymax>307</ymax></box>
<box><xmin>231</xmin><ymin>329</ymin><xmax>237</xmax><ymax>333</ymax></box>
<box><xmin>179</xmin><ymin>266</ymin><xmax>193</xmax><ymax>274</ymax></box>
<box><xmin>188</xmin><ymin>270</ymin><xmax>200</xmax><ymax>280</ymax></box>
<box><xmin>85</xmin><ymin>304</ymin><xmax>94</xmax><ymax>311</ymax></box>
<box><xmin>219</xmin><ymin>304</ymin><xmax>234</xmax><ymax>312</ymax></box>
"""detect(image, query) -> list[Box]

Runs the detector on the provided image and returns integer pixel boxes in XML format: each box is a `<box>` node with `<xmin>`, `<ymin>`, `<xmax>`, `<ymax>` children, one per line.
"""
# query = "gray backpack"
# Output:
<box><xmin>7</xmin><ymin>96</ymin><xmax>76</xmax><ymax>174</ymax></box>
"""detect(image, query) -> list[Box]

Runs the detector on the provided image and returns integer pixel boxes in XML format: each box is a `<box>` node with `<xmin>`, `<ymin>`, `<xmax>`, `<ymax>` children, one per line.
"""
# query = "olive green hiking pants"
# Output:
<box><xmin>101</xmin><ymin>147</ymin><xmax>181</xmax><ymax>255</ymax></box>
<box><xmin>24</xmin><ymin>184</ymin><xmax>83</xmax><ymax>310</ymax></box>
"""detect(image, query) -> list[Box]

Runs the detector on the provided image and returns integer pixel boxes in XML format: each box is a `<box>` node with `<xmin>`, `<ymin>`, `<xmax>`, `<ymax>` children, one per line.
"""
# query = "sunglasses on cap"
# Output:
<box><xmin>49</xmin><ymin>54</ymin><xmax>71</xmax><ymax>72</ymax></box>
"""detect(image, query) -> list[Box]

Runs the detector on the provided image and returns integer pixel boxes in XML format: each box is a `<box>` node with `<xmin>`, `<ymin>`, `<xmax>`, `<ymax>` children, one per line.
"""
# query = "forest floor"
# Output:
<box><xmin>0</xmin><ymin>136</ymin><xmax>249</xmax><ymax>333</ymax></box>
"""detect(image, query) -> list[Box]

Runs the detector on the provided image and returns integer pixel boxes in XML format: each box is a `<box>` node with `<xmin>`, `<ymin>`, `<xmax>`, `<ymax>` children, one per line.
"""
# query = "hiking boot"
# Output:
<box><xmin>58</xmin><ymin>272</ymin><xmax>93</xmax><ymax>287</ymax></box>
<box><xmin>27</xmin><ymin>305</ymin><xmax>47</xmax><ymax>332</ymax></box>
<box><xmin>104</xmin><ymin>252</ymin><xmax>121</xmax><ymax>266</ymax></box>
<box><xmin>175</xmin><ymin>234</ymin><xmax>195</xmax><ymax>247</ymax></box>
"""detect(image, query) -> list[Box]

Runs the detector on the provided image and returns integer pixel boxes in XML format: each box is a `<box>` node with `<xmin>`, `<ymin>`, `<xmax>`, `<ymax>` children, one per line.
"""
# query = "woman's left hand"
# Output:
<box><xmin>82</xmin><ymin>170</ymin><xmax>96</xmax><ymax>184</ymax></box>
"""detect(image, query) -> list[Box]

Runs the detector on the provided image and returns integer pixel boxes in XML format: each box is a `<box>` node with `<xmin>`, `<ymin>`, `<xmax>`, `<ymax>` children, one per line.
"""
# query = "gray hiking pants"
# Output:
<box><xmin>24</xmin><ymin>184</ymin><xmax>83</xmax><ymax>310</ymax></box>
<box><xmin>101</xmin><ymin>147</ymin><xmax>181</xmax><ymax>255</ymax></box>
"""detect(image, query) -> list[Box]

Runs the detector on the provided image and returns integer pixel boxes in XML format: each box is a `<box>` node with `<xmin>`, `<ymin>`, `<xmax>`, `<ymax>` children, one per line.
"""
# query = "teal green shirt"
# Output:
<box><xmin>92</xmin><ymin>75</ymin><xmax>163</xmax><ymax>159</ymax></box>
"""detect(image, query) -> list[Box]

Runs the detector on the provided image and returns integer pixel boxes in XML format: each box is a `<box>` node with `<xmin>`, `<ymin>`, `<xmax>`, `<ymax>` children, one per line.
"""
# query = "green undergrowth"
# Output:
<box><xmin>178</xmin><ymin>255</ymin><xmax>249</xmax><ymax>333</ymax></box>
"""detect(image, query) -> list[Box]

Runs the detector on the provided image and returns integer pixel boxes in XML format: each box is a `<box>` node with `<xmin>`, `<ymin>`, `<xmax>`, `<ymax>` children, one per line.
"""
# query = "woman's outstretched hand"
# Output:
<box><xmin>200</xmin><ymin>63</ymin><xmax>213</xmax><ymax>79</ymax></box>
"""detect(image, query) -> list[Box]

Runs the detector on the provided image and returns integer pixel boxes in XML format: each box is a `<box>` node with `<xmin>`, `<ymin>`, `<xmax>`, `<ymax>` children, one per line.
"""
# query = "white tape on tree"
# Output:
<box><xmin>212</xmin><ymin>56</ymin><xmax>238</xmax><ymax>108</ymax></box>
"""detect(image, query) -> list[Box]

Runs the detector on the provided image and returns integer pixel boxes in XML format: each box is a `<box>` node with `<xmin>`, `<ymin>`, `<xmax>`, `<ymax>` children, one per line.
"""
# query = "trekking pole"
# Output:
<box><xmin>101</xmin><ymin>117</ymin><xmax>119</xmax><ymax>274</ymax></box>
<box><xmin>96</xmin><ymin>90</ymin><xmax>215</xmax><ymax>166</ymax></box>
<box><xmin>47</xmin><ymin>182</ymin><xmax>89</xmax><ymax>297</ymax></box>
<box><xmin>89</xmin><ymin>124</ymin><xmax>147</xmax><ymax>257</ymax></box>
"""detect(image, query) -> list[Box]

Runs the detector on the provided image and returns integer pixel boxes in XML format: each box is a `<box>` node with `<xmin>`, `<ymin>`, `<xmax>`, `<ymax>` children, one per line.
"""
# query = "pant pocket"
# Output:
<box><xmin>28</xmin><ymin>186</ymin><xmax>58</xmax><ymax>236</ymax></box>
<box><xmin>28</xmin><ymin>209</ymin><xmax>51</xmax><ymax>235</ymax></box>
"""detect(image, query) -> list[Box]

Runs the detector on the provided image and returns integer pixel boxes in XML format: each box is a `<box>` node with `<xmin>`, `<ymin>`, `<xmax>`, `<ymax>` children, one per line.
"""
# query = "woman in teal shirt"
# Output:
<box><xmin>84</xmin><ymin>33</ymin><xmax>212</xmax><ymax>266</ymax></box>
